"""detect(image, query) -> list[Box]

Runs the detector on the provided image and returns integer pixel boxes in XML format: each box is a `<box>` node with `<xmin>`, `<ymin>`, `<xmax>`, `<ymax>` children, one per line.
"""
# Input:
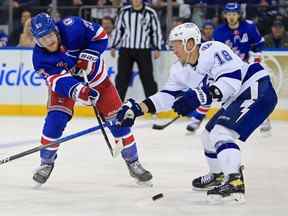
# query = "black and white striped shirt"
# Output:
<box><xmin>111</xmin><ymin>4</ymin><xmax>162</xmax><ymax>50</ymax></box>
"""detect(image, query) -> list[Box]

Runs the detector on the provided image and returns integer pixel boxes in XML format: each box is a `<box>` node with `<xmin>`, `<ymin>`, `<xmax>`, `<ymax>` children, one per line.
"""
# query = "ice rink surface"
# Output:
<box><xmin>0</xmin><ymin>116</ymin><xmax>287</xmax><ymax>216</ymax></box>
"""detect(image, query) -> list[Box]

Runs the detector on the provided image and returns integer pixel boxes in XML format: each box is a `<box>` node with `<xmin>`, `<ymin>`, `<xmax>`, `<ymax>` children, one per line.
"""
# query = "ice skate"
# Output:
<box><xmin>259</xmin><ymin>118</ymin><xmax>272</xmax><ymax>137</ymax></box>
<box><xmin>186</xmin><ymin>118</ymin><xmax>202</xmax><ymax>133</ymax></box>
<box><xmin>33</xmin><ymin>163</ymin><xmax>54</xmax><ymax>185</ymax></box>
<box><xmin>192</xmin><ymin>172</ymin><xmax>224</xmax><ymax>191</ymax></box>
<box><xmin>126</xmin><ymin>160</ymin><xmax>153</xmax><ymax>186</ymax></box>
<box><xmin>207</xmin><ymin>172</ymin><xmax>245</xmax><ymax>204</ymax></box>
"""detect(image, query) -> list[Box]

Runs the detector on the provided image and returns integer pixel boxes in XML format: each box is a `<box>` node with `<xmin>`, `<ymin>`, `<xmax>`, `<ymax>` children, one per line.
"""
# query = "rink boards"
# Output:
<box><xmin>0</xmin><ymin>48</ymin><xmax>287</xmax><ymax>120</ymax></box>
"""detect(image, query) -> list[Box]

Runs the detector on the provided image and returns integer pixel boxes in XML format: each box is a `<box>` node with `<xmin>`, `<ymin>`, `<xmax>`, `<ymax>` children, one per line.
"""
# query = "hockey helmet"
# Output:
<box><xmin>169</xmin><ymin>22</ymin><xmax>201</xmax><ymax>47</ymax></box>
<box><xmin>31</xmin><ymin>13</ymin><xmax>58</xmax><ymax>39</ymax></box>
<box><xmin>223</xmin><ymin>2</ymin><xmax>241</xmax><ymax>14</ymax></box>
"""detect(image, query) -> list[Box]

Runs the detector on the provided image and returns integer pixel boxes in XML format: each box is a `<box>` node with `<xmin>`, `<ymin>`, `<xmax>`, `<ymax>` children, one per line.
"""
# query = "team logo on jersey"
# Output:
<box><xmin>35</xmin><ymin>23</ymin><xmax>42</xmax><ymax>29</ymax></box>
<box><xmin>63</xmin><ymin>18</ymin><xmax>74</xmax><ymax>26</ymax></box>
<box><xmin>240</xmin><ymin>33</ymin><xmax>248</xmax><ymax>43</ymax></box>
<box><xmin>201</xmin><ymin>42</ymin><xmax>212</xmax><ymax>51</ymax></box>
<box><xmin>56</xmin><ymin>61</ymin><xmax>70</xmax><ymax>71</ymax></box>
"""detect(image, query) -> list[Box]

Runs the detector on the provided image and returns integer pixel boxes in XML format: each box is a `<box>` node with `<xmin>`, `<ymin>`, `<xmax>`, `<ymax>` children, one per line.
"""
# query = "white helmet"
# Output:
<box><xmin>169</xmin><ymin>22</ymin><xmax>201</xmax><ymax>48</ymax></box>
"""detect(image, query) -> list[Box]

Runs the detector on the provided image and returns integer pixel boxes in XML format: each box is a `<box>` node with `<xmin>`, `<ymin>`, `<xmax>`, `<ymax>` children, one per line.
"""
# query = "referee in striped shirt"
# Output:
<box><xmin>111</xmin><ymin>0</ymin><xmax>162</xmax><ymax>101</ymax></box>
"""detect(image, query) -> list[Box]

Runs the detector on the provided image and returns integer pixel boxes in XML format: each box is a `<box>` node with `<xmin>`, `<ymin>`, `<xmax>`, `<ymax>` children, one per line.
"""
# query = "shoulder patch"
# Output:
<box><xmin>201</xmin><ymin>42</ymin><xmax>212</xmax><ymax>51</ymax></box>
<box><xmin>63</xmin><ymin>17</ymin><xmax>74</xmax><ymax>26</ymax></box>
<box><xmin>245</xmin><ymin>19</ymin><xmax>254</xmax><ymax>25</ymax></box>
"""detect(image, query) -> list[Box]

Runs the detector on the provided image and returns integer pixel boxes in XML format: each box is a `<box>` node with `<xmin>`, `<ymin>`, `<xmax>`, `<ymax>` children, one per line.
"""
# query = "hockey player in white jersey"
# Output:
<box><xmin>115</xmin><ymin>23</ymin><xmax>278</xmax><ymax>203</ymax></box>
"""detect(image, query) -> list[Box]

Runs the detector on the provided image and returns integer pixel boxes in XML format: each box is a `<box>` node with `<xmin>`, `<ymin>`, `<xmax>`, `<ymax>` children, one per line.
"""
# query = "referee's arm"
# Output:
<box><xmin>111</xmin><ymin>9</ymin><xmax>125</xmax><ymax>49</ymax></box>
<box><xmin>150</xmin><ymin>9</ymin><xmax>162</xmax><ymax>51</ymax></box>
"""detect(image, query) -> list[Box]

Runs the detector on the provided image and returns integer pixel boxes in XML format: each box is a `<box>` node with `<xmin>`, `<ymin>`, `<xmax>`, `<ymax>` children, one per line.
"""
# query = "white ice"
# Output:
<box><xmin>0</xmin><ymin>116</ymin><xmax>287</xmax><ymax>216</ymax></box>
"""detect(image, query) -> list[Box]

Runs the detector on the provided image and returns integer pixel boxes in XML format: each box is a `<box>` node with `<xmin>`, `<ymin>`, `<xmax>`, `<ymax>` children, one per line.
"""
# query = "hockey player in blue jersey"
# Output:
<box><xmin>115</xmin><ymin>23</ymin><xmax>278</xmax><ymax>203</ymax></box>
<box><xmin>214</xmin><ymin>2</ymin><xmax>264</xmax><ymax>62</ymax></box>
<box><xmin>31</xmin><ymin>13</ymin><xmax>152</xmax><ymax>185</ymax></box>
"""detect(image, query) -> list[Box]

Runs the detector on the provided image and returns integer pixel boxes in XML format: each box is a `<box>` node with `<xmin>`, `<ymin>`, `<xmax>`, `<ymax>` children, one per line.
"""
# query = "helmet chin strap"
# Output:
<box><xmin>183</xmin><ymin>39</ymin><xmax>197</xmax><ymax>65</ymax></box>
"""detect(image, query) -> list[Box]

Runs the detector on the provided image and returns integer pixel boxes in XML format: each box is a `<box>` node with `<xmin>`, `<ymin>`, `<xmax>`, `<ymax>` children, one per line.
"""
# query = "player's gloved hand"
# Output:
<box><xmin>116</xmin><ymin>99</ymin><xmax>144</xmax><ymax>127</ymax></box>
<box><xmin>172</xmin><ymin>87</ymin><xmax>211</xmax><ymax>116</ymax></box>
<box><xmin>71</xmin><ymin>83</ymin><xmax>99</xmax><ymax>106</ymax></box>
<box><xmin>254</xmin><ymin>52</ymin><xmax>262</xmax><ymax>63</ymax></box>
<box><xmin>75</xmin><ymin>49</ymin><xmax>100</xmax><ymax>76</ymax></box>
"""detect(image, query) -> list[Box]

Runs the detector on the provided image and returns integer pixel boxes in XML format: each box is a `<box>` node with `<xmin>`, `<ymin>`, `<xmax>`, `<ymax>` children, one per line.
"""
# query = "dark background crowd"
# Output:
<box><xmin>0</xmin><ymin>0</ymin><xmax>288</xmax><ymax>49</ymax></box>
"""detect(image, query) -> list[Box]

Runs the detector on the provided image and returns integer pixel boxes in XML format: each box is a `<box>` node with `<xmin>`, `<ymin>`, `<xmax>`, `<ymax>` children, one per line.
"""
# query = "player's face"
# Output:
<box><xmin>203</xmin><ymin>26</ymin><xmax>214</xmax><ymax>39</ymax></box>
<box><xmin>38</xmin><ymin>32</ymin><xmax>59</xmax><ymax>52</ymax></box>
<box><xmin>224</xmin><ymin>12</ymin><xmax>240</xmax><ymax>26</ymax></box>
<box><xmin>272</xmin><ymin>26</ymin><xmax>284</xmax><ymax>38</ymax></box>
<box><xmin>169</xmin><ymin>40</ymin><xmax>187</xmax><ymax>60</ymax></box>
<box><xmin>101</xmin><ymin>19</ymin><xmax>113</xmax><ymax>35</ymax></box>
<box><xmin>131</xmin><ymin>0</ymin><xmax>143</xmax><ymax>8</ymax></box>
<box><xmin>21</xmin><ymin>11</ymin><xmax>31</xmax><ymax>25</ymax></box>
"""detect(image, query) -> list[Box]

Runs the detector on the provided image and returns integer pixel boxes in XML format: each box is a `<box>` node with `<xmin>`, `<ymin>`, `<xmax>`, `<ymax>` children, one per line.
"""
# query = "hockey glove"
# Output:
<box><xmin>172</xmin><ymin>87</ymin><xmax>211</xmax><ymax>116</ymax></box>
<box><xmin>71</xmin><ymin>83</ymin><xmax>99</xmax><ymax>106</ymax></box>
<box><xmin>254</xmin><ymin>52</ymin><xmax>262</xmax><ymax>63</ymax></box>
<box><xmin>116</xmin><ymin>99</ymin><xmax>144</xmax><ymax>127</ymax></box>
<box><xmin>75</xmin><ymin>49</ymin><xmax>100</xmax><ymax>76</ymax></box>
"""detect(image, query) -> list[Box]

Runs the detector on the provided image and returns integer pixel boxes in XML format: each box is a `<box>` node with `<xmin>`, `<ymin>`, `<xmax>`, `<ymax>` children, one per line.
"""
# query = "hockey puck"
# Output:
<box><xmin>152</xmin><ymin>193</ymin><xmax>164</xmax><ymax>201</ymax></box>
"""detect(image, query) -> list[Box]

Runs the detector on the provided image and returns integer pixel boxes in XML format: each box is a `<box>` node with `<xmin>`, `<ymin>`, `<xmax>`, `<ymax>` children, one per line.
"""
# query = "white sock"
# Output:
<box><xmin>206</xmin><ymin>157</ymin><xmax>222</xmax><ymax>174</ymax></box>
<box><xmin>217</xmin><ymin>147</ymin><xmax>241</xmax><ymax>177</ymax></box>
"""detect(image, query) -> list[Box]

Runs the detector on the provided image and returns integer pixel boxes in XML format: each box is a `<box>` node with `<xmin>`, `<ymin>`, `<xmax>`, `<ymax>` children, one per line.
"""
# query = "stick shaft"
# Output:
<box><xmin>82</xmin><ymin>69</ymin><xmax>114</xmax><ymax>156</ymax></box>
<box><xmin>0</xmin><ymin>124</ymin><xmax>106</xmax><ymax>165</ymax></box>
<box><xmin>152</xmin><ymin>116</ymin><xmax>180</xmax><ymax>130</ymax></box>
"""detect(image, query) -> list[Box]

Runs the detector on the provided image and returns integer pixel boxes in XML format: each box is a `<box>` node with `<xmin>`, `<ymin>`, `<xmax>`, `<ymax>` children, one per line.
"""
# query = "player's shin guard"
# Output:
<box><xmin>33</xmin><ymin>111</ymin><xmax>70</xmax><ymax>185</ymax></box>
<box><xmin>109</xmin><ymin>125</ymin><xmax>152</xmax><ymax>182</ymax></box>
<box><xmin>216</xmin><ymin>142</ymin><xmax>241</xmax><ymax>176</ymax></box>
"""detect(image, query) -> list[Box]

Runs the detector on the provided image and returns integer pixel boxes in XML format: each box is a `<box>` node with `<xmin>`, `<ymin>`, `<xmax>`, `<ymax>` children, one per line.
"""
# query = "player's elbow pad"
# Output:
<box><xmin>209</xmin><ymin>85</ymin><xmax>223</xmax><ymax>102</ymax></box>
<box><xmin>210</xmin><ymin>79</ymin><xmax>239</xmax><ymax>102</ymax></box>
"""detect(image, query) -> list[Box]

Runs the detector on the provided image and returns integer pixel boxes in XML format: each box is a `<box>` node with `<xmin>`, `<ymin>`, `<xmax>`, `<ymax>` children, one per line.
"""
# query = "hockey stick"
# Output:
<box><xmin>0</xmin><ymin>124</ymin><xmax>108</xmax><ymax>165</ymax></box>
<box><xmin>152</xmin><ymin>115</ymin><xmax>180</xmax><ymax>130</ymax></box>
<box><xmin>81</xmin><ymin>70</ymin><xmax>119</xmax><ymax>158</ymax></box>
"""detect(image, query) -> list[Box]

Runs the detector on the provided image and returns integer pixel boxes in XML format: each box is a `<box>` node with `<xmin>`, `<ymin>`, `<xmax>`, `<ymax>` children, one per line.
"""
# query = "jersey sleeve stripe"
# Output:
<box><xmin>160</xmin><ymin>90</ymin><xmax>184</xmax><ymax>98</ymax></box>
<box><xmin>242</xmin><ymin>63</ymin><xmax>264</xmax><ymax>83</ymax></box>
<box><xmin>216</xmin><ymin>69</ymin><xmax>242</xmax><ymax>81</ymax></box>
<box><xmin>92</xmin><ymin>27</ymin><xmax>108</xmax><ymax>41</ymax></box>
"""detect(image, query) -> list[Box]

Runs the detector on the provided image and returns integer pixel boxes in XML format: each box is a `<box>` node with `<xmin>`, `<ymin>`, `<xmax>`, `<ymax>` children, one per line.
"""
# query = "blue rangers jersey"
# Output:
<box><xmin>33</xmin><ymin>16</ymin><xmax>108</xmax><ymax>98</ymax></box>
<box><xmin>213</xmin><ymin>20</ymin><xmax>264</xmax><ymax>62</ymax></box>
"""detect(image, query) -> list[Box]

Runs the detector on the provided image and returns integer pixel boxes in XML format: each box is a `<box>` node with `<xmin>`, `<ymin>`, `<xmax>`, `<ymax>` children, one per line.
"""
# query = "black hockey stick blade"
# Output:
<box><xmin>152</xmin><ymin>116</ymin><xmax>180</xmax><ymax>130</ymax></box>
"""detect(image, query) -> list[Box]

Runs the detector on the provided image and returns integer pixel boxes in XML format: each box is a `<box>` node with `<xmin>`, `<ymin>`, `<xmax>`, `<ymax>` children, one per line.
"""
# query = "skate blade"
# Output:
<box><xmin>32</xmin><ymin>182</ymin><xmax>43</xmax><ymax>189</ymax></box>
<box><xmin>260</xmin><ymin>130</ymin><xmax>272</xmax><ymax>137</ymax></box>
<box><xmin>207</xmin><ymin>193</ymin><xmax>245</xmax><ymax>204</ymax></box>
<box><xmin>193</xmin><ymin>186</ymin><xmax>215</xmax><ymax>192</ymax></box>
<box><xmin>185</xmin><ymin>132</ymin><xmax>197</xmax><ymax>136</ymax></box>
<box><xmin>136</xmin><ymin>180</ymin><xmax>153</xmax><ymax>187</ymax></box>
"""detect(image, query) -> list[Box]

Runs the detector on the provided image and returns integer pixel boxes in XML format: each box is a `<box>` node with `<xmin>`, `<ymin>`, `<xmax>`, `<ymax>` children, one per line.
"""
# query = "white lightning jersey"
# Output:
<box><xmin>149</xmin><ymin>41</ymin><xmax>269</xmax><ymax>112</ymax></box>
<box><xmin>149</xmin><ymin>60</ymin><xmax>205</xmax><ymax>112</ymax></box>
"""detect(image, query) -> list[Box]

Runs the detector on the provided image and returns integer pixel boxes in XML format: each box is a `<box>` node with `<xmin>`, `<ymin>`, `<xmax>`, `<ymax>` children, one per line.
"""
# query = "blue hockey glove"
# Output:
<box><xmin>172</xmin><ymin>87</ymin><xmax>211</xmax><ymax>116</ymax></box>
<box><xmin>116</xmin><ymin>99</ymin><xmax>144</xmax><ymax>127</ymax></box>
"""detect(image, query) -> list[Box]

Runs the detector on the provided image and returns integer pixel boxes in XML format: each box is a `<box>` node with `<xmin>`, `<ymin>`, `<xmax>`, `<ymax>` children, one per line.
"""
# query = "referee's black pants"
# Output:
<box><xmin>115</xmin><ymin>48</ymin><xmax>158</xmax><ymax>101</ymax></box>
